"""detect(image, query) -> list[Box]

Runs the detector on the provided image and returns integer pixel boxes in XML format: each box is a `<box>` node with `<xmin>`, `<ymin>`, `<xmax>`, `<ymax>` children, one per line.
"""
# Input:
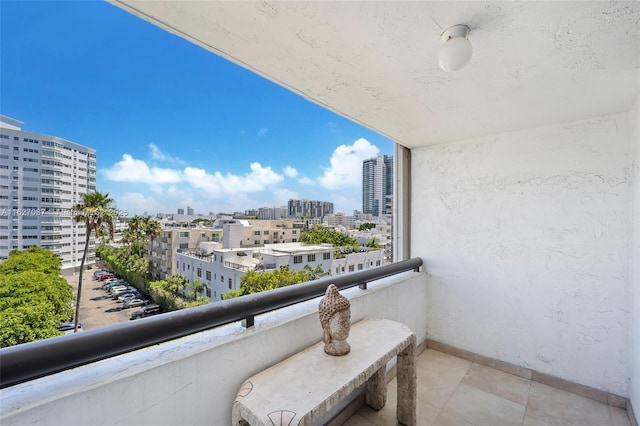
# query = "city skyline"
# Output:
<box><xmin>0</xmin><ymin>2</ymin><xmax>393</xmax><ymax>216</ymax></box>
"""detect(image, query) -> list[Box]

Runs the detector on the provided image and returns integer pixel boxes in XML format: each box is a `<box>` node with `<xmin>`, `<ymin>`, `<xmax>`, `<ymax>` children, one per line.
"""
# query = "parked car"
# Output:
<box><xmin>57</xmin><ymin>322</ymin><xmax>82</xmax><ymax>331</ymax></box>
<box><xmin>117</xmin><ymin>292</ymin><xmax>141</xmax><ymax>303</ymax></box>
<box><xmin>112</xmin><ymin>287</ymin><xmax>138</xmax><ymax>299</ymax></box>
<box><xmin>93</xmin><ymin>270</ymin><xmax>110</xmax><ymax>280</ymax></box>
<box><xmin>107</xmin><ymin>285</ymin><xmax>127</xmax><ymax>294</ymax></box>
<box><xmin>103</xmin><ymin>280</ymin><xmax>126</xmax><ymax>290</ymax></box>
<box><xmin>130</xmin><ymin>304</ymin><xmax>160</xmax><ymax>320</ymax></box>
<box><xmin>123</xmin><ymin>298</ymin><xmax>147</xmax><ymax>309</ymax></box>
<box><xmin>98</xmin><ymin>273</ymin><xmax>115</xmax><ymax>281</ymax></box>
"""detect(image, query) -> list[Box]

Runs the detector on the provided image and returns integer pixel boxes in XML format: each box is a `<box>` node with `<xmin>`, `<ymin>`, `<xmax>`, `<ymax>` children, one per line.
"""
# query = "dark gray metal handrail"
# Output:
<box><xmin>0</xmin><ymin>257</ymin><xmax>422</xmax><ymax>389</ymax></box>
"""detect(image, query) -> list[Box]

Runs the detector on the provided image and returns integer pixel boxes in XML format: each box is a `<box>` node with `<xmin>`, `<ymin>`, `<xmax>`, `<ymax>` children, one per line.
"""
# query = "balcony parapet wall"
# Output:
<box><xmin>0</xmin><ymin>270</ymin><xmax>427</xmax><ymax>425</ymax></box>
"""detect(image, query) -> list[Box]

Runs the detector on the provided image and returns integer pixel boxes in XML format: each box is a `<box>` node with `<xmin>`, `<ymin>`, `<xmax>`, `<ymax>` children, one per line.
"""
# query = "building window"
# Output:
<box><xmin>254</xmin><ymin>240</ymin><xmax>260</xmax><ymax>245</ymax></box>
<box><xmin>376</xmin><ymin>260</ymin><xmax>381</xmax><ymax>266</ymax></box>
<box><xmin>182</xmin><ymin>263</ymin><xmax>185</xmax><ymax>271</ymax></box>
<box><xmin>323</xmin><ymin>252</ymin><xmax>331</xmax><ymax>260</ymax></box>
<box><xmin>206</xmin><ymin>271</ymin><xmax>211</xmax><ymax>280</ymax></box>
<box><xmin>293</xmin><ymin>255</ymin><xmax>302</xmax><ymax>264</ymax></box>
<box><xmin>221</xmin><ymin>275</ymin><xmax>224</xmax><ymax>282</ymax></box>
<box><xmin>263</xmin><ymin>230</ymin><xmax>269</xmax><ymax>235</ymax></box>
<box><xmin>348</xmin><ymin>265</ymin><xmax>354</xmax><ymax>272</ymax></box>
<box><xmin>205</xmin><ymin>286</ymin><xmax>211</xmax><ymax>298</ymax></box>
<box><xmin>307</xmin><ymin>254</ymin><xmax>316</xmax><ymax>262</ymax></box>
<box><xmin>228</xmin><ymin>278</ymin><xmax>232</xmax><ymax>289</ymax></box>
<box><xmin>254</xmin><ymin>230</ymin><xmax>261</xmax><ymax>236</ymax></box>
<box><xmin>179</xmin><ymin>243</ymin><xmax>188</xmax><ymax>249</ymax></box>
<box><xmin>197</xmin><ymin>268</ymin><xmax>202</xmax><ymax>277</ymax></box>
<box><xmin>357</xmin><ymin>264</ymin><xmax>363</xmax><ymax>270</ymax></box>
<box><xmin>179</xmin><ymin>231</ymin><xmax>189</xmax><ymax>238</ymax></box>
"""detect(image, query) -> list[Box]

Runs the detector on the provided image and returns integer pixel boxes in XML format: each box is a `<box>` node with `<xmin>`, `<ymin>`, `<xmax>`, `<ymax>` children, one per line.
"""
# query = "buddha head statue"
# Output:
<box><xmin>318</xmin><ymin>284</ymin><xmax>351</xmax><ymax>356</ymax></box>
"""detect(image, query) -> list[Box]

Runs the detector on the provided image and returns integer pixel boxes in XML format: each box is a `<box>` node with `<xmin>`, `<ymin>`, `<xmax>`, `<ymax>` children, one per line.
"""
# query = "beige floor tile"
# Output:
<box><xmin>341</xmin><ymin>413</ymin><xmax>376</xmax><ymax>426</ymax></box>
<box><xmin>355</xmin><ymin>404</ymin><xmax>400</xmax><ymax>426</ymax></box>
<box><xmin>355</xmin><ymin>377</ymin><xmax>441</xmax><ymax>426</ymax></box>
<box><xmin>443</xmin><ymin>383</ymin><xmax>525</xmax><ymax>426</ymax></box>
<box><xmin>461</xmin><ymin>362</ymin><xmax>531</xmax><ymax>406</ymax></box>
<box><xmin>523</xmin><ymin>406</ymin><xmax>578</xmax><ymax>426</ymax></box>
<box><xmin>610</xmin><ymin>406</ymin><xmax>632</xmax><ymax>426</ymax></box>
<box><xmin>527</xmin><ymin>381</ymin><xmax>612</xmax><ymax>426</ymax></box>
<box><xmin>417</xmin><ymin>349</ymin><xmax>472</xmax><ymax>408</ymax></box>
<box><xmin>432</xmin><ymin>409</ymin><xmax>476</xmax><ymax>426</ymax></box>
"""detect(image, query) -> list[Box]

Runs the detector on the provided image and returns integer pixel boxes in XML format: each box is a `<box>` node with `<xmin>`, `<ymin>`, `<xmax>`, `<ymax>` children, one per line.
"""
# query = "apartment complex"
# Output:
<box><xmin>176</xmin><ymin>242</ymin><xmax>384</xmax><ymax>302</ymax></box>
<box><xmin>362</xmin><ymin>155</ymin><xmax>393</xmax><ymax>217</ymax></box>
<box><xmin>287</xmin><ymin>199</ymin><xmax>333</xmax><ymax>219</ymax></box>
<box><xmin>244</xmin><ymin>206</ymin><xmax>288</xmax><ymax>220</ymax></box>
<box><xmin>0</xmin><ymin>115</ymin><xmax>97</xmax><ymax>268</ymax></box>
<box><xmin>147</xmin><ymin>219</ymin><xmax>307</xmax><ymax>279</ymax></box>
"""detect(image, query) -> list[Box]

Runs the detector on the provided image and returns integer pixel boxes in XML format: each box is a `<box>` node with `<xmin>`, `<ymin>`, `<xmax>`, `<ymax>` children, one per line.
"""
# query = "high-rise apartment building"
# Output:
<box><xmin>0</xmin><ymin>115</ymin><xmax>97</xmax><ymax>268</ymax></box>
<box><xmin>287</xmin><ymin>199</ymin><xmax>334</xmax><ymax>219</ymax></box>
<box><xmin>362</xmin><ymin>155</ymin><xmax>393</xmax><ymax>217</ymax></box>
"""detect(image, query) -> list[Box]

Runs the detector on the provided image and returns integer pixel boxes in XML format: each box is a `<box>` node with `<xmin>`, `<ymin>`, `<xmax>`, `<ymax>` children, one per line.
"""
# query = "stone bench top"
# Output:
<box><xmin>232</xmin><ymin>318</ymin><xmax>416</xmax><ymax>426</ymax></box>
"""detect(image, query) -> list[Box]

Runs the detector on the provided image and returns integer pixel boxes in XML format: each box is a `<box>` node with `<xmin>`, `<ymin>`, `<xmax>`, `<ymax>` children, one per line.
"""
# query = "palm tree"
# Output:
<box><xmin>143</xmin><ymin>217</ymin><xmax>162</xmax><ymax>256</ymax></box>
<box><xmin>188</xmin><ymin>278</ymin><xmax>205</xmax><ymax>301</ymax></box>
<box><xmin>72</xmin><ymin>191</ymin><xmax>116</xmax><ymax>332</ymax></box>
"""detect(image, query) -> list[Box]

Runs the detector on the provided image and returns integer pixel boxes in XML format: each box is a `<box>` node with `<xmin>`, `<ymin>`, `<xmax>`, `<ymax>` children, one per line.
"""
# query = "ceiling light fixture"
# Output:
<box><xmin>438</xmin><ymin>24</ymin><xmax>472</xmax><ymax>72</ymax></box>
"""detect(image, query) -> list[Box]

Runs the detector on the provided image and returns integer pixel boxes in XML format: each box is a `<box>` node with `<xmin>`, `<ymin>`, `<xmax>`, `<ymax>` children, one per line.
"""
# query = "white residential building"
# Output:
<box><xmin>0</xmin><ymin>115</ymin><xmax>97</xmax><ymax>268</ymax></box>
<box><xmin>175</xmin><ymin>242</ymin><xmax>384</xmax><ymax>302</ymax></box>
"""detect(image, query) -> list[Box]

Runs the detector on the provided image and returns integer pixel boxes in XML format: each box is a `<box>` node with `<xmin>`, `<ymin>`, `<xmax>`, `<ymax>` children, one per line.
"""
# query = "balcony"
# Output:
<box><xmin>0</xmin><ymin>261</ymin><xmax>635</xmax><ymax>425</ymax></box>
<box><xmin>2</xmin><ymin>2</ymin><xmax>639</xmax><ymax>425</ymax></box>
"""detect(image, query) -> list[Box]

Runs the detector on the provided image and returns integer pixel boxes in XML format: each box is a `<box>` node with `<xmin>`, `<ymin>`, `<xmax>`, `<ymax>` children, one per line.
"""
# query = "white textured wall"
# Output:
<box><xmin>630</xmin><ymin>95</ymin><xmax>640</xmax><ymax>415</ymax></box>
<box><xmin>0</xmin><ymin>272</ymin><xmax>427</xmax><ymax>426</ymax></box>
<box><xmin>413</xmin><ymin>114</ymin><xmax>632</xmax><ymax>396</ymax></box>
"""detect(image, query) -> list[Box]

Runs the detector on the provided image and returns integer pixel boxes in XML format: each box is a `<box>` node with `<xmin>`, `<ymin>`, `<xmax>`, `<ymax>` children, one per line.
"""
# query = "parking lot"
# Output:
<box><xmin>62</xmin><ymin>266</ymin><xmax>136</xmax><ymax>330</ymax></box>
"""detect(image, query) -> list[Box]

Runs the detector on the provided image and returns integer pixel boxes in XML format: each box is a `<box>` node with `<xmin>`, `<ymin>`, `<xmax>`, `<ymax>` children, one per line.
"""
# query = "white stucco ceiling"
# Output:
<box><xmin>111</xmin><ymin>1</ymin><xmax>640</xmax><ymax>148</ymax></box>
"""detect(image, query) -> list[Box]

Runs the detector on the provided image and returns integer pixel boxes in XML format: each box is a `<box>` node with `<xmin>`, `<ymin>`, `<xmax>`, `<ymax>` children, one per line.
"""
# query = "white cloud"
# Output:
<box><xmin>318</xmin><ymin>138</ymin><xmax>379</xmax><ymax>189</ymax></box>
<box><xmin>273</xmin><ymin>188</ymin><xmax>299</xmax><ymax>204</ymax></box>
<box><xmin>149</xmin><ymin>143</ymin><xmax>185</xmax><ymax>165</ymax></box>
<box><xmin>283</xmin><ymin>166</ymin><xmax>298</xmax><ymax>178</ymax></box>
<box><xmin>116</xmin><ymin>192</ymin><xmax>165</xmax><ymax>216</ymax></box>
<box><xmin>284</xmin><ymin>165</ymin><xmax>314</xmax><ymax>185</ymax></box>
<box><xmin>182</xmin><ymin>162</ymin><xmax>283</xmax><ymax>196</ymax></box>
<box><xmin>258</xmin><ymin>127</ymin><xmax>268</xmax><ymax>136</ymax></box>
<box><xmin>298</xmin><ymin>176</ymin><xmax>314</xmax><ymax>185</ymax></box>
<box><xmin>102</xmin><ymin>154</ymin><xmax>182</xmax><ymax>184</ymax></box>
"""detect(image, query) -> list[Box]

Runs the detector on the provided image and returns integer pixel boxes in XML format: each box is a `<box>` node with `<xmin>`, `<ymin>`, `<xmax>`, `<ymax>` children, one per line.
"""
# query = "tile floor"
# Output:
<box><xmin>343</xmin><ymin>349</ymin><xmax>632</xmax><ymax>426</ymax></box>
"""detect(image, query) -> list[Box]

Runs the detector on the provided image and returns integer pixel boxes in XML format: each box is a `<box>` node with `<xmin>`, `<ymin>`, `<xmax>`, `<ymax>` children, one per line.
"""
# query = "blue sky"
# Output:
<box><xmin>0</xmin><ymin>1</ymin><xmax>393</xmax><ymax>216</ymax></box>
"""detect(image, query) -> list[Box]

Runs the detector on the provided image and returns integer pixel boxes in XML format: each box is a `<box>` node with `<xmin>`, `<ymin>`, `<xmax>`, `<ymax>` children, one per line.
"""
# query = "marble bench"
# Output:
<box><xmin>232</xmin><ymin>318</ymin><xmax>417</xmax><ymax>426</ymax></box>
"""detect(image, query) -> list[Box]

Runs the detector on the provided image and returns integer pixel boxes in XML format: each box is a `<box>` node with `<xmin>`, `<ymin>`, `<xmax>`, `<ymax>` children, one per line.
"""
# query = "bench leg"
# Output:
<box><xmin>365</xmin><ymin>366</ymin><xmax>387</xmax><ymax>410</ymax></box>
<box><xmin>396</xmin><ymin>343</ymin><xmax>417</xmax><ymax>426</ymax></box>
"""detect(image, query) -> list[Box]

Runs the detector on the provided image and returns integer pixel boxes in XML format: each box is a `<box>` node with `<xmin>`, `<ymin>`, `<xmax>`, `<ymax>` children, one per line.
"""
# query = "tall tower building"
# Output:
<box><xmin>362</xmin><ymin>155</ymin><xmax>393</xmax><ymax>217</ymax></box>
<box><xmin>0</xmin><ymin>115</ymin><xmax>97</xmax><ymax>269</ymax></box>
<box><xmin>287</xmin><ymin>199</ymin><xmax>334</xmax><ymax>219</ymax></box>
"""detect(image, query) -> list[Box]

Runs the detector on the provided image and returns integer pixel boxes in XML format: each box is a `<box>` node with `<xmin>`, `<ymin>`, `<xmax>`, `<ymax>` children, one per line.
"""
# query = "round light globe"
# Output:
<box><xmin>438</xmin><ymin>36</ymin><xmax>473</xmax><ymax>72</ymax></box>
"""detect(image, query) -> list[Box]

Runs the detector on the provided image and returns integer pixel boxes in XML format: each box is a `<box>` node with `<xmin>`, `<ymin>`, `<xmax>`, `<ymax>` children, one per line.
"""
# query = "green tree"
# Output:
<box><xmin>366</xmin><ymin>237</ymin><xmax>380</xmax><ymax>249</ymax></box>
<box><xmin>358</xmin><ymin>222</ymin><xmax>377</xmax><ymax>231</ymax></box>
<box><xmin>73</xmin><ymin>191</ymin><xmax>116</xmax><ymax>332</ymax></box>
<box><xmin>0</xmin><ymin>246</ymin><xmax>62</xmax><ymax>275</ymax></box>
<box><xmin>299</xmin><ymin>226</ymin><xmax>359</xmax><ymax>247</ymax></box>
<box><xmin>0</xmin><ymin>249</ymin><xmax>74</xmax><ymax>347</ymax></box>
<box><xmin>303</xmin><ymin>264</ymin><xmax>329</xmax><ymax>280</ymax></box>
<box><xmin>187</xmin><ymin>278</ymin><xmax>205</xmax><ymax>301</ymax></box>
<box><xmin>143</xmin><ymin>217</ymin><xmax>162</xmax><ymax>256</ymax></box>
<box><xmin>225</xmin><ymin>266</ymin><xmax>310</xmax><ymax>298</ymax></box>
